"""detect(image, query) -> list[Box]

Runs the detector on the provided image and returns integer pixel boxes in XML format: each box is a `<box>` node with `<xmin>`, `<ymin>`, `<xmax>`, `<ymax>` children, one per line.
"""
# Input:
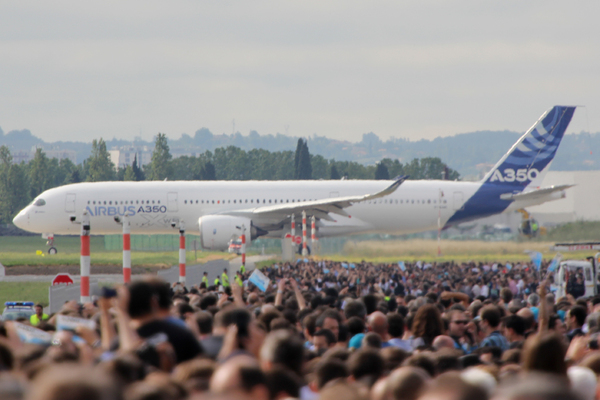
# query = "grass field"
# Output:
<box><xmin>337</xmin><ymin>239</ymin><xmax>595</xmax><ymax>263</ymax></box>
<box><xmin>0</xmin><ymin>282</ymin><xmax>52</xmax><ymax>307</ymax></box>
<box><xmin>0</xmin><ymin>236</ymin><xmax>234</xmax><ymax>268</ymax></box>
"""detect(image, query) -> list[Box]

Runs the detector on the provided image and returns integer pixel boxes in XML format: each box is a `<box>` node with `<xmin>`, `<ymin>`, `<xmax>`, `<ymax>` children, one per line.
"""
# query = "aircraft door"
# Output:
<box><xmin>167</xmin><ymin>192</ymin><xmax>178</xmax><ymax>212</ymax></box>
<box><xmin>65</xmin><ymin>193</ymin><xmax>76</xmax><ymax>213</ymax></box>
<box><xmin>452</xmin><ymin>192</ymin><xmax>464</xmax><ymax>211</ymax></box>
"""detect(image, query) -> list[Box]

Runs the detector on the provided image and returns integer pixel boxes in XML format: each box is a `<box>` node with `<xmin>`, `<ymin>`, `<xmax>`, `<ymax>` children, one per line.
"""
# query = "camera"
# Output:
<box><xmin>69</xmin><ymin>215</ymin><xmax>76</xmax><ymax>222</ymax></box>
<box><xmin>113</xmin><ymin>216</ymin><xmax>121</xmax><ymax>223</ymax></box>
<box><xmin>171</xmin><ymin>221</ymin><xmax>177</xmax><ymax>228</ymax></box>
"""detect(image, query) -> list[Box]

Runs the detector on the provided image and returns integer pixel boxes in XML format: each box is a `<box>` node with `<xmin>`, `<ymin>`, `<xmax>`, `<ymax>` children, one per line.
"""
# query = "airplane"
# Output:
<box><xmin>13</xmin><ymin>105</ymin><xmax>576</xmax><ymax>254</ymax></box>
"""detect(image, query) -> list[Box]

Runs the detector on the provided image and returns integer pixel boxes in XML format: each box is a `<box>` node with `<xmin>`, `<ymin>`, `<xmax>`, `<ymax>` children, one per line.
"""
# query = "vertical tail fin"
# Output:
<box><xmin>483</xmin><ymin>106</ymin><xmax>576</xmax><ymax>188</ymax></box>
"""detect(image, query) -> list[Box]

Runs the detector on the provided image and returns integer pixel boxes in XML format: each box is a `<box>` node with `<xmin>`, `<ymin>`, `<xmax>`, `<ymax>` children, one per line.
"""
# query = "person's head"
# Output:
<box><xmin>412</xmin><ymin>304</ymin><xmax>444</xmax><ymax>346</ymax></box>
<box><xmin>171</xmin><ymin>358</ymin><xmax>215</xmax><ymax>393</ymax></box>
<box><xmin>479</xmin><ymin>305</ymin><xmax>501</xmax><ymax>333</ymax></box>
<box><xmin>344</xmin><ymin>299</ymin><xmax>367</xmax><ymax>320</ymax></box>
<box><xmin>502</xmin><ymin>315</ymin><xmax>526</xmax><ymax>342</ymax></box>
<box><xmin>203</xmin><ymin>271</ymin><xmax>207</xmax><ymax>275</ymax></box>
<box><xmin>348</xmin><ymin>348</ymin><xmax>385</xmax><ymax>387</ymax></box>
<box><xmin>385</xmin><ymin>366</ymin><xmax>430</xmax><ymax>400</ymax></box>
<box><xmin>387</xmin><ymin>313</ymin><xmax>405</xmax><ymax>339</ymax></box>
<box><xmin>527</xmin><ymin>293</ymin><xmax>540</xmax><ymax>307</ymax></box>
<box><xmin>418</xmin><ymin>372</ymin><xmax>487</xmax><ymax>400</ymax></box>
<box><xmin>25</xmin><ymin>364</ymin><xmax>120</xmax><ymax>400</ymax></box>
<box><xmin>259</xmin><ymin>330</ymin><xmax>304</xmax><ymax>376</ymax></box>
<box><xmin>144</xmin><ymin>277</ymin><xmax>172</xmax><ymax>312</ymax></box>
<box><xmin>432</xmin><ymin>335</ymin><xmax>456</xmax><ymax>351</ymax></box>
<box><xmin>516</xmin><ymin>308</ymin><xmax>536</xmax><ymax>332</ymax></box>
<box><xmin>313</xmin><ymin>329</ymin><xmax>336</xmax><ymax>354</ymax></box>
<box><xmin>347</xmin><ymin>316</ymin><xmax>366</xmax><ymax>337</ymax></box>
<box><xmin>224</xmin><ymin>268</ymin><xmax>228</xmax><ymax>274</ymax></box>
<box><xmin>209</xmin><ymin>356</ymin><xmax>269</xmax><ymax>400</ymax></box>
<box><xmin>522</xmin><ymin>332</ymin><xmax>567</xmax><ymax>376</ymax></box>
<box><xmin>448</xmin><ymin>310</ymin><xmax>469</xmax><ymax>338</ymax></box>
<box><xmin>221</xmin><ymin>308</ymin><xmax>265</xmax><ymax>357</ymax></box>
<box><xmin>316</xmin><ymin>310</ymin><xmax>340</xmax><ymax>341</ymax></box>
<box><xmin>302</xmin><ymin>313</ymin><xmax>318</xmax><ymax>341</ymax></box>
<box><xmin>567</xmin><ymin>305</ymin><xmax>587</xmax><ymax>330</ymax></box>
<box><xmin>35</xmin><ymin>304</ymin><xmax>43</xmax><ymax>317</ymax></box>
<box><xmin>265</xmin><ymin>368</ymin><xmax>302</xmax><ymax>400</ymax></box>
<box><xmin>367</xmin><ymin>311</ymin><xmax>388</xmax><ymax>338</ymax></box>
<box><xmin>314</xmin><ymin>358</ymin><xmax>348</xmax><ymax>390</ymax></box>
<box><xmin>127</xmin><ymin>281</ymin><xmax>158</xmax><ymax>319</ymax></box>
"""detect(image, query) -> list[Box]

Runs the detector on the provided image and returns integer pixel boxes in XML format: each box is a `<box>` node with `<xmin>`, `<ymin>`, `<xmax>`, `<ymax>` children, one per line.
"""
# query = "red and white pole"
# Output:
<box><xmin>291</xmin><ymin>214</ymin><xmax>296</xmax><ymax>254</ymax></box>
<box><xmin>311</xmin><ymin>216</ymin><xmax>317</xmax><ymax>253</ymax></box>
<box><xmin>241</xmin><ymin>224</ymin><xmax>246</xmax><ymax>268</ymax></box>
<box><xmin>179</xmin><ymin>221</ymin><xmax>186</xmax><ymax>284</ymax></box>
<box><xmin>122</xmin><ymin>215</ymin><xmax>131</xmax><ymax>283</ymax></box>
<box><xmin>302</xmin><ymin>210</ymin><xmax>308</xmax><ymax>256</ymax></box>
<box><xmin>80</xmin><ymin>212</ymin><xmax>91</xmax><ymax>303</ymax></box>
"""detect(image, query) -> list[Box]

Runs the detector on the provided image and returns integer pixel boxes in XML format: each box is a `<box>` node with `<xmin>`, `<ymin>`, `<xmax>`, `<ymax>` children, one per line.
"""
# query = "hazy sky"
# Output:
<box><xmin>1</xmin><ymin>1</ymin><xmax>599</xmax><ymax>143</ymax></box>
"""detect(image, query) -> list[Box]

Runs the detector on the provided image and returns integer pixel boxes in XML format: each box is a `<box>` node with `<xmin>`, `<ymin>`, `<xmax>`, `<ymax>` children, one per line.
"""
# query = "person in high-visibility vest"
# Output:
<box><xmin>221</xmin><ymin>268</ymin><xmax>230</xmax><ymax>287</ymax></box>
<box><xmin>240</xmin><ymin>263</ymin><xmax>246</xmax><ymax>274</ymax></box>
<box><xmin>214</xmin><ymin>277</ymin><xmax>220</xmax><ymax>286</ymax></box>
<box><xmin>201</xmin><ymin>272</ymin><xmax>209</xmax><ymax>288</ymax></box>
<box><xmin>235</xmin><ymin>272</ymin><xmax>243</xmax><ymax>287</ymax></box>
<box><xmin>30</xmin><ymin>304</ymin><xmax>49</xmax><ymax>326</ymax></box>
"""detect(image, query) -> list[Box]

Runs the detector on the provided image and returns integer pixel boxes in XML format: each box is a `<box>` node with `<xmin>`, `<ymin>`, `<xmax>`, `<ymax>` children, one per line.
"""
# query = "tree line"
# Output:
<box><xmin>0</xmin><ymin>135</ymin><xmax>459</xmax><ymax>224</ymax></box>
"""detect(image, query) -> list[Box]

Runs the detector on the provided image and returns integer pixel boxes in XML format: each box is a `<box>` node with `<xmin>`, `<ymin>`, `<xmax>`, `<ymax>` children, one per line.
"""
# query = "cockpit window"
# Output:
<box><xmin>33</xmin><ymin>198</ymin><xmax>46</xmax><ymax>206</ymax></box>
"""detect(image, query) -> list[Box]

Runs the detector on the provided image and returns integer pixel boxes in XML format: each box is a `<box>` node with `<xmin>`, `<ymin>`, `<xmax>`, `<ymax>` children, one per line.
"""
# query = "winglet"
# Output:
<box><xmin>363</xmin><ymin>175</ymin><xmax>407</xmax><ymax>201</ymax></box>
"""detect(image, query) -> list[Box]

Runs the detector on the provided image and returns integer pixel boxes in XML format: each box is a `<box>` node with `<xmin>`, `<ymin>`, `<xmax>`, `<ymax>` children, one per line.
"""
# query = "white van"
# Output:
<box><xmin>554</xmin><ymin>260</ymin><xmax>597</xmax><ymax>299</ymax></box>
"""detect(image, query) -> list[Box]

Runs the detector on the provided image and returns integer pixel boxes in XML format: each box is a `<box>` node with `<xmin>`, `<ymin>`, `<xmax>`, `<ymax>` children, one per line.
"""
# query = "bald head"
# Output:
<box><xmin>210</xmin><ymin>355</ymin><xmax>269</xmax><ymax>400</ymax></box>
<box><xmin>432</xmin><ymin>335</ymin><xmax>456</xmax><ymax>351</ymax></box>
<box><xmin>368</xmin><ymin>311</ymin><xmax>388</xmax><ymax>337</ymax></box>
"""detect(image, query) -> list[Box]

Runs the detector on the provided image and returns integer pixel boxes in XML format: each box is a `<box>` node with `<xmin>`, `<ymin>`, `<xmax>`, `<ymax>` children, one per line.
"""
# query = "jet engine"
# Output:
<box><xmin>198</xmin><ymin>215</ymin><xmax>263</xmax><ymax>251</ymax></box>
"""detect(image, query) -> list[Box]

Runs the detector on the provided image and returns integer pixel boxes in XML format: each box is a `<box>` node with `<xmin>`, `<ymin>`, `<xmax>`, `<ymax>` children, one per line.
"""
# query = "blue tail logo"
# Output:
<box><xmin>447</xmin><ymin>106</ymin><xmax>576</xmax><ymax>225</ymax></box>
<box><xmin>483</xmin><ymin>106</ymin><xmax>576</xmax><ymax>188</ymax></box>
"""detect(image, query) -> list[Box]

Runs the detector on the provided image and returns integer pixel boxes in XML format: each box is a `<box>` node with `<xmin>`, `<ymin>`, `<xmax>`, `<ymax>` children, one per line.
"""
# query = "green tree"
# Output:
<box><xmin>295</xmin><ymin>139</ymin><xmax>312</xmax><ymax>180</ymax></box>
<box><xmin>148</xmin><ymin>133</ymin><xmax>173</xmax><ymax>180</ymax></box>
<box><xmin>86</xmin><ymin>139</ymin><xmax>116</xmax><ymax>182</ymax></box>
<box><xmin>123</xmin><ymin>165</ymin><xmax>136</xmax><ymax>181</ymax></box>
<box><xmin>330</xmin><ymin>164</ymin><xmax>341</xmax><ymax>180</ymax></box>
<box><xmin>201</xmin><ymin>161</ymin><xmax>216</xmax><ymax>180</ymax></box>
<box><xmin>374</xmin><ymin>162</ymin><xmax>390</xmax><ymax>180</ymax></box>
<box><xmin>29</xmin><ymin>148</ymin><xmax>50</xmax><ymax>198</ymax></box>
<box><xmin>131</xmin><ymin>155</ymin><xmax>145</xmax><ymax>181</ymax></box>
<box><xmin>0</xmin><ymin>146</ymin><xmax>29</xmax><ymax>224</ymax></box>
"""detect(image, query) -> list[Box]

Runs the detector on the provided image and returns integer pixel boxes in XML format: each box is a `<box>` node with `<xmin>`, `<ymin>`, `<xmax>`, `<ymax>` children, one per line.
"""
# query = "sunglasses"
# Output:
<box><xmin>452</xmin><ymin>320</ymin><xmax>469</xmax><ymax>325</ymax></box>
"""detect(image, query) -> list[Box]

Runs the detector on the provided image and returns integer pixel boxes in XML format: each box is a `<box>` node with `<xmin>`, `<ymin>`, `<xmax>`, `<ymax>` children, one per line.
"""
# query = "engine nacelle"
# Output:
<box><xmin>198</xmin><ymin>215</ymin><xmax>253</xmax><ymax>251</ymax></box>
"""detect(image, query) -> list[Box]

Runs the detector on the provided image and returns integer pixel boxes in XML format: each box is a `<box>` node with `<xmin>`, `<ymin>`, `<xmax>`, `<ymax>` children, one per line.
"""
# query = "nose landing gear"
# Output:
<box><xmin>45</xmin><ymin>235</ymin><xmax>58</xmax><ymax>254</ymax></box>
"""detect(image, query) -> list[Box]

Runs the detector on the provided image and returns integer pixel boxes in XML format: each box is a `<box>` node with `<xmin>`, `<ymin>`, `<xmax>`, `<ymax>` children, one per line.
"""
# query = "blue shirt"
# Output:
<box><xmin>480</xmin><ymin>331</ymin><xmax>509</xmax><ymax>351</ymax></box>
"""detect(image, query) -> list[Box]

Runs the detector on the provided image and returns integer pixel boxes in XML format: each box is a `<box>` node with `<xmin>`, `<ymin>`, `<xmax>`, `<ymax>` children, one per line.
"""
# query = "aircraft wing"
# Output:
<box><xmin>499</xmin><ymin>184</ymin><xmax>574</xmax><ymax>202</ymax></box>
<box><xmin>223</xmin><ymin>176</ymin><xmax>407</xmax><ymax>225</ymax></box>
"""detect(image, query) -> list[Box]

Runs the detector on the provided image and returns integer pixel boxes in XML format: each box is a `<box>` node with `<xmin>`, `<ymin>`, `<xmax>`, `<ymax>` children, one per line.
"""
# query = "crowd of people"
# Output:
<box><xmin>1</xmin><ymin>258</ymin><xmax>599</xmax><ymax>400</ymax></box>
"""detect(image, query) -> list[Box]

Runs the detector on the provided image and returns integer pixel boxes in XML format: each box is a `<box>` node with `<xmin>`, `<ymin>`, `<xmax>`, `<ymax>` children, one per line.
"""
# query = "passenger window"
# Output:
<box><xmin>152</xmin><ymin>200</ymin><xmax>155</xmax><ymax>204</ymax></box>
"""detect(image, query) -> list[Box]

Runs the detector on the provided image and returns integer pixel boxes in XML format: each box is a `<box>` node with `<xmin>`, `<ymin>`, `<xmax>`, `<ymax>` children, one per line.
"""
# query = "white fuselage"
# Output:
<box><xmin>13</xmin><ymin>180</ymin><xmax>481</xmax><ymax>238</ymax></box>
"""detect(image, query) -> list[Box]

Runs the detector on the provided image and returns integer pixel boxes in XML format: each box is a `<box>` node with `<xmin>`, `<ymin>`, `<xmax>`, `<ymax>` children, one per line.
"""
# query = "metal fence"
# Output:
<box><xmin>104</xmin><ymin>235</ymin><xmax>200</xmax><ymax>252</ymax></box>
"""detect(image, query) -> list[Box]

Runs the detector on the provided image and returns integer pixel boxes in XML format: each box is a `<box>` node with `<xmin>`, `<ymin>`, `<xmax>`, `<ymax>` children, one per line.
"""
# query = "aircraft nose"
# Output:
<box><xmin>12</xmin><ymin>209</ymin><xmax>29</xmax><ymax>229</ymax></box>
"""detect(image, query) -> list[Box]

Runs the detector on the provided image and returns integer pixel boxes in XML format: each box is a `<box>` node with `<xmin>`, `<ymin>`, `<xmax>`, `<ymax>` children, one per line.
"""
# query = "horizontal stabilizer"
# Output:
<box><xmin>499</xmin><ymin>184</ymin><xmax>573</xmax><ymax>201</ymax></box>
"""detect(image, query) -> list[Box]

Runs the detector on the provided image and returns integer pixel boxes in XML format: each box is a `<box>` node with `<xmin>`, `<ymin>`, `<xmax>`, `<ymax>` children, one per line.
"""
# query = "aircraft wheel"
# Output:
<box><xmin>48</xmin><ymin>247</ymin><xmax>58</xmax><ymax>255</ymax></box>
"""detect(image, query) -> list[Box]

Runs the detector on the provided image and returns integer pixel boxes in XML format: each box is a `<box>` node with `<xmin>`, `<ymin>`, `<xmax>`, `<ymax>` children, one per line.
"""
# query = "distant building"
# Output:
<box><xmin>527</xmin><ymin>171</ymin><xmax>600</xmax><ymax>223</ymax></box>
<box><xmin>11</xmin><ymin>148</ymin><xmax>77</xmax><ymax>164</ymax></box>
<box><xmin>109</xmin><ymin>146</ymin><xmax>152</xmax><ymax>169</ymax></box>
